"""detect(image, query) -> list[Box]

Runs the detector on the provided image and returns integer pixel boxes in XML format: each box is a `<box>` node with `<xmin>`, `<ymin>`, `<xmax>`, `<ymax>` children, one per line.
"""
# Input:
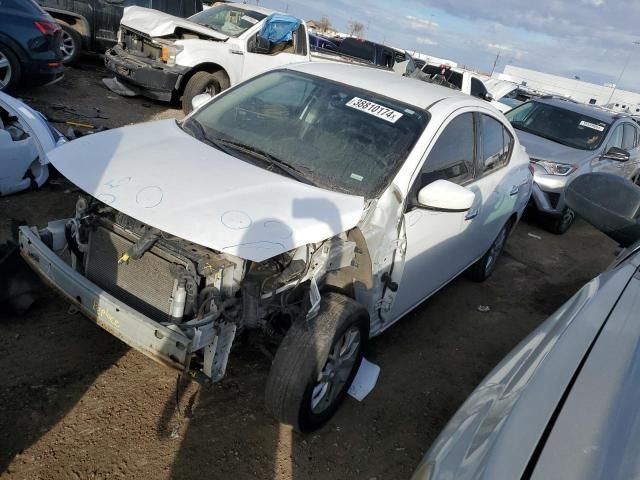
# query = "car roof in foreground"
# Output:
<box><xmin>286</xmin><ymin>61</ymin><xmax>471</xmax><ymax>110</ymax></box>
<box><xmin>535</xmin><ymin>97</ymin><xmax>619</xmax><ymax>123</ymax></box>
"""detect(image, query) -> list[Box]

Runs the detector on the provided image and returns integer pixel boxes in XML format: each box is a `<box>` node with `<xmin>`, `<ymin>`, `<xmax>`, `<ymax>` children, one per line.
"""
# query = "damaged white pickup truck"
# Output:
<box><xmin>19</xmin><ymin>62</ymin><xmax>532</xmax><ymax>431</ymax></box>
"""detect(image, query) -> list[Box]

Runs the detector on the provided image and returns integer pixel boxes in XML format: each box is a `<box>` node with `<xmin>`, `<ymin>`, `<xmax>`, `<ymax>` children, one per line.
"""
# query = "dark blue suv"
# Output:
<box><xmin>0</xmin><ymin>0</ymin><xmax>64</xmax><ymax>92</ymax></box>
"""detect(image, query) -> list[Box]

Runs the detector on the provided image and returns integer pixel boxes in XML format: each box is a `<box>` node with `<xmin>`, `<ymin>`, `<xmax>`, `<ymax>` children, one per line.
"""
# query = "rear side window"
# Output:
<box><xmin>479</xmin><ymin>115</ymin><xmax>513</xmax><ymax>175</ymax></box>
<box><xmin>622</xmin><ymin>123</ymin><xmax>636</xmax><ymax>150</ymax></box>
<box><xmin>419</xmin><ymin>113</ymin><xmax>475</xmax><ymax>187</ymax></box>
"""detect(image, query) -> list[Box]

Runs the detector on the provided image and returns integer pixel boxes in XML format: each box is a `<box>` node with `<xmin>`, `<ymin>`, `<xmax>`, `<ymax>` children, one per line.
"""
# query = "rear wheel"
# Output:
<box><xmin>181</xmin><ymin>71</ymin><xmax>225</xmax><ymax>114</ymax></box>
<box><xmin>60</xmin><ymin>25</ymin><xmax>82</xmax><ymax>65</ymax></box>
<box><xmin>0</xmin><ymin>45</ymin><xmax>20</xmax><ymax>92</ymax></box>
<box><xmin>265</xmin><ymin>292</ymin><xmax>369</xmax><ymax>432</ymax></box>
<box><xmin>467</xmin><ymin>221</ymin><xmax>511</xmax><ymax>282</ymax></box>
<box><xmin>546</xmin><ymin>207</ymin><xmax>576</xmax><ymax>235</ymax></box>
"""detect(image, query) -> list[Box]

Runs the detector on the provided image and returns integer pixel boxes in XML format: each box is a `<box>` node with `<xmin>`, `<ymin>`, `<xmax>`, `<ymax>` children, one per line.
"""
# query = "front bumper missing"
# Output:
<box><xmin>18</xmin><ymin>226</ymin><xmax>192</xmax><ymax>373</ymax></box>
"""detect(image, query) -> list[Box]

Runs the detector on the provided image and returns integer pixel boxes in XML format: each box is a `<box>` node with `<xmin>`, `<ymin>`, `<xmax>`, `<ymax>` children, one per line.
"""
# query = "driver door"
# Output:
<box><xmin>243</xmin><ymin>23</ymin><xmax>308</xmax><ymax>80</ymax></box>
<box><xmin>593</xmin><ymin>124</ymin><xmax>626</xmax><ymax>176</ymax></box>
<box><xmin>388</xmin><ymin>112</ymin><xmax>480</xmax><ymax>319</ymax></box>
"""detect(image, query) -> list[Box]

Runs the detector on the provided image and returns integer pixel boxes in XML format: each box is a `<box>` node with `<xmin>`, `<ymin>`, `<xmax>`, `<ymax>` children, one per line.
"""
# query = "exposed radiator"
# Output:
<box><xmin>85</xmin><ymin>224</ymin><xmax>188</xmax><ymax>321</ymax></box>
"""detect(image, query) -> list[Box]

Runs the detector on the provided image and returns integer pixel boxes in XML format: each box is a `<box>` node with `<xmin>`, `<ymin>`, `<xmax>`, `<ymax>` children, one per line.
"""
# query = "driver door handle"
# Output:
<box><xmin>465</xmin><ymin>208</ymin><xmax>479</xmax><ymax>220</ymax></box>
<box><xmin>509</xmin><ymin>185</ymin><xmax>519</xmax><ymax>196</ymax></box>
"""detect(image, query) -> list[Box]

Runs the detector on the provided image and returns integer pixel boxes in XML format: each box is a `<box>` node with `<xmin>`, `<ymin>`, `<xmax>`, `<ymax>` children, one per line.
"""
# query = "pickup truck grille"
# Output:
<box><xmin>121</xmin><ymin>27</ymin><xmax>162</xmax><ymax>60</ymax></box>
<box><xmin>85</xmin><ymin>224</ymin><xmax>187</xmax><ymax>322</ymax></box>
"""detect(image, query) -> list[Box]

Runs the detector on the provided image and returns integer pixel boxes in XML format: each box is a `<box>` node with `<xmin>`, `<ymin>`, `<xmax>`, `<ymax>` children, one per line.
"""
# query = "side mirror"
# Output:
<box><xmin>484</xmin><ymin>92</ymin><xmax>494</xmax><ymax>102</ymax></box>
<box><xmin>191</xmin><ymin>93</ymin><xmax>214</xmax><ymax>111</ymax></box>
<box><xmin>602</xmin><ymin>146</ymin><xmax>630</xmax><ymax>162</ymax></box>
<box><xmin>416</xmin><ymin>180</ymin><xmax>475</xmax><ymax>211</ymax></box>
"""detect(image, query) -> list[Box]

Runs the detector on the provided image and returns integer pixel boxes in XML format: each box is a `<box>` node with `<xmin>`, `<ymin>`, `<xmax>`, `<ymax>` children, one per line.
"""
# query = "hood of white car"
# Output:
<box><xmin>121</xmin><ymin>6</ymin><xmax>228</xmax><ymax>40</ymax></box>
<box><xmin>48</xmin><ymin>119</ymin><xmax>364</xmax><ymax>262</ymax></box>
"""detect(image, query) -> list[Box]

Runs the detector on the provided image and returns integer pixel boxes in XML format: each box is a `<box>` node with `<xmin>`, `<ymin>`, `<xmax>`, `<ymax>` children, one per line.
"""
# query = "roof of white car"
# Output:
<box><xmin>228</xmin><ymin>2</ymin><xmax>277</xmax><ymax>16</ymax></box>
<box><xmin>286</xmin><ymin>62</ymin><xmax>470</xmax><ymax>110</ymax></box>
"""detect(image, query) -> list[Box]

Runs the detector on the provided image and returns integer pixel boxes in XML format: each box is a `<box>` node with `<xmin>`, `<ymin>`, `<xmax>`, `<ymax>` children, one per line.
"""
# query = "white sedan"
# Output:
<box><xmin>20</xmin><ymin>62</ymin><xmax>532</xmax><ymax>431</ymax></box>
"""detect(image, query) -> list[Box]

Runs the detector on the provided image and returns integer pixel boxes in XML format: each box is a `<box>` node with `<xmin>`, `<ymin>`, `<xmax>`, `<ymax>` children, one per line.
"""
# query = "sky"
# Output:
<box><xmin>254</xmin><ymin>0</ymin><xmax>640</xmax><ymax>92</ymax></box>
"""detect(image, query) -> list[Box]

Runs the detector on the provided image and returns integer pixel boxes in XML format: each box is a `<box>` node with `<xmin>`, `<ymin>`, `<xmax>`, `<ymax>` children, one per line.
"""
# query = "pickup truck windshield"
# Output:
<box><xmin>189</xmin><ymin>4</ymin><xmax>266</xmax><ymax>37</ymax></box>
<box><xmin>185</xmin><ymin>70</ymin><xmax>429</xmax><ymax>197</ymax></box>
<box><xmin>506</xmin><ymin>101</ymin><xmax>610</xmax><ymax>150</ymax></box>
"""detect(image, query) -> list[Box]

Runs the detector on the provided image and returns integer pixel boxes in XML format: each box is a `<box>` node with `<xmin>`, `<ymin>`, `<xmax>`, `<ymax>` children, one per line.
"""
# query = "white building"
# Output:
<box><xmin>494</xmin><ymin>65</ymin><xmax>640</xmax><ymax>113</ymax></box>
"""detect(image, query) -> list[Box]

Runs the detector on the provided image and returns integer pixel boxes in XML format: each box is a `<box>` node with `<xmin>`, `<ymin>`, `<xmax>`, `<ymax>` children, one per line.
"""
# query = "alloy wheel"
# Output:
<box><xmin>60</xmin><ymin>30</ymin><xmax>76</xmax><ymax>62</ymax></box>
<box><xmin>0</xmin><ymin>51</ymin><xmax>12</xmax><ymax>90</ymax></box>
<box><xmin>311</xmin><ymin>326</ymin><xmax>361</xmax><ymax>414</ymax></box>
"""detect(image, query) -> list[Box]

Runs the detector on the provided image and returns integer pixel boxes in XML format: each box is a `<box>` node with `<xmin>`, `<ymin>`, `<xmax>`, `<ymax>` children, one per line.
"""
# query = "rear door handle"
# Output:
<box><xmin>465</xmin><ymin>208</ymin><xmax>479</xmax><ymax>220</ymax></box>
<box><xmin>509</xmin><ymin>185</ymin><xmax>519</xmax><ymax>196</ymax></box>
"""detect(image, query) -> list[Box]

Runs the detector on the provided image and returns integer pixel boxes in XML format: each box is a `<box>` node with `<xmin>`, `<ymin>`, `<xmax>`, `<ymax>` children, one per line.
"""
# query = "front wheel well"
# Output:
<box><xmin>178</xmin><ymin>64</ymin><xmax>230</xmax><ymax>95</ymax></box>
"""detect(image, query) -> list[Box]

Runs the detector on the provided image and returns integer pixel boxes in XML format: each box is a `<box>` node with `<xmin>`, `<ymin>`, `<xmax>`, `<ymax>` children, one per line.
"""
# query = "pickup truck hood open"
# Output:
<box><xmin>121</xmin><ymin>6</ymin><xmax>228</xmax><ymax>41</ymax></box>
<box><xmin>48</xmin><ymin>119</ymin><xmax>364</xmax><ymax>262</ymax></box>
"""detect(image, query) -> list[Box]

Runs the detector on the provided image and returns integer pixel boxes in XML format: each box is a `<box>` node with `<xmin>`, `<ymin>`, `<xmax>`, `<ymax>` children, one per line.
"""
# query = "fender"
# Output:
<box><xmin>43</xmin><ymin>8</ymin><xmax>91</xmax><ymax>44</ymax></box>
<box><xmin>0</xmin><ymin>34</ymin><xmax>27</xmax><ymax>63</ymax></box>
<box><xmin>174</xmin><ymin>39</ymin><xmax>245</xmax><ymax>87</ymax></box>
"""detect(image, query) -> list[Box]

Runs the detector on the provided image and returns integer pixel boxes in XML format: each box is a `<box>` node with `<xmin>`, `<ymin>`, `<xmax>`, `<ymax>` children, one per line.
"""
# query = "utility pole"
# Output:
<box><xmin>607</xmin><ymin>40</ymin><xmax>640</xmax><ymax>104</ymax></box>
<box><xmin>490</xmin><ymin>51</ymin><xmax>501</xmax><ymax>75</ymax></box>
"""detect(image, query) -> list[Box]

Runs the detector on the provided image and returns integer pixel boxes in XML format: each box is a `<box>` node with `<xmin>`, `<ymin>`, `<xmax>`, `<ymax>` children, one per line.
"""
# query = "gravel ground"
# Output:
<box><xmin>0</xmin><ymin>62</ymin><xmax>617</xmax><ymax>480</ymax></box>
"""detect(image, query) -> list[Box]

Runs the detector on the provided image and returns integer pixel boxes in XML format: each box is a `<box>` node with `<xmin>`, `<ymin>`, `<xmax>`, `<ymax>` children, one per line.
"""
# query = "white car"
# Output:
<box><xmin>0</xmin><ymin>92</ymin><xmax>65</xmax><ymax>196</ymax></box>
<box><xmin>19</xmin><ymin>62</ymin><xmax>532</xmax><ymax>431</ymax></box>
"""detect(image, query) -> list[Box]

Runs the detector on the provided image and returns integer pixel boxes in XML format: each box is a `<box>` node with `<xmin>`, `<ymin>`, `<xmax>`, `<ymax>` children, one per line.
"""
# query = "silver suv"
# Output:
<box><xmin>506</xmin><ymin>98</ymin><xmax>640</xmax><ymax>233</ymax></box>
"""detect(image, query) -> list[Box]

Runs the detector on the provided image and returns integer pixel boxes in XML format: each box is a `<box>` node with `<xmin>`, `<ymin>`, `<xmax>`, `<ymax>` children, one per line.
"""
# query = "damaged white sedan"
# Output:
<box><xmin>0</xmin><ymin>92</ymin><xmax>65</xmax><ymax>196</ymax></box>
<box><xmin>18</xmin><ymin>62</ymin><xmax>532</xmax><ymax>431</ymax></box>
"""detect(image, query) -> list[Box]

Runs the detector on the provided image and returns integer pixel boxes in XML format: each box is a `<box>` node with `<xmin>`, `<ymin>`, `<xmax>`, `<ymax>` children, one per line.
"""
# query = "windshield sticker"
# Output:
<box><xmin>346</xmin><ymin>97</ymin><xmax>403</xmax><ymax>123</ymax></box>
<box><xmin>350</xmin><ymin>173</ymin><xmax>364</xmax><ymax>181</ymax></box>
<box><xmin>241</xmin><ymin>15</ymin><xmax>259</xmax><ymax>24</ymax></box>
<box><xmin>579</xmin><ymin>120</ymin><xmax>605</xmax><ymax>132</ymax></box>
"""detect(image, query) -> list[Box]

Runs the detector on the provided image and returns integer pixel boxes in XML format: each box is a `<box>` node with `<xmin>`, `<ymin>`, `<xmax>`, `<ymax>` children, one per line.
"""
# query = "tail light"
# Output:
<box><xmin>34</xmin><ymin>20</ymin><xmax>61</xmax><ymax>36</ymax></box>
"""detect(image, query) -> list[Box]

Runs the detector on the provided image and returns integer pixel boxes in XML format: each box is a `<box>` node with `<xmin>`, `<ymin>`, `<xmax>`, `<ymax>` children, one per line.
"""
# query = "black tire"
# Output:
<box><xmin>545</xmin><ymin>207</ymin><xmax>576</xmax><ymax>235</ymax></box>
<box><xmin>59</xmin><ymin>25</ymin><xmax>82</xmax><ymax>65</ymax></box>
<box><xmin>265</xmin><ymin>292</ymin><xmax>370</xmax><ymax>433</ymax></box>
<box><xmin>467</xmin><ymin>220</ymin><xmax>512</xmax><ymax>282</ymax></box>
<box><xmin>0</xmin><ymin>44</ymin><xmax>21</xmax><ymax>92</ymax></box>
<box><xmin>181</xmin><ymin>71</ymin><xmax>224</xmax><ymax>114</ymax></box>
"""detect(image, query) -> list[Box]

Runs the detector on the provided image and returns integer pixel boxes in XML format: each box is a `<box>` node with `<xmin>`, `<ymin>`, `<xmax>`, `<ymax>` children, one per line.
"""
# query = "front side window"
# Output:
<box><xmin>506</xmin><ymin>101</ymin><xmax>610</xmax><ymax>150</ymax></box>
<box><xmin>183</xmin><ymin>71</ymin><xmax>429</xmax><ymax>198</ymax></box>
<box><xmin>189</xmin><ymin>5</ymin><xmax>266</xmax><ymax>37</ymax></box>
<box><xmin>470</xmin><ymin>78</ymin><xmax>488</xmax><ymax>99</ymax></box>
<box><xmin>606</xmin><ymin>125</ymin><xmax>623</xmax><ymax>150</ymax></box>
<box><xmin>417</xmin><ymin>113</ymin><xmax>475</xmax><ymax>188</ymax></box>
<box><xmin>479</xmin><ymin>115</ymin><xmax>513</xmax><ymax>175</ymax></box>
<box><xmin>622</xmin><ymin>124</ymin><xmax>636</xmax><ymax>150</ymax></box>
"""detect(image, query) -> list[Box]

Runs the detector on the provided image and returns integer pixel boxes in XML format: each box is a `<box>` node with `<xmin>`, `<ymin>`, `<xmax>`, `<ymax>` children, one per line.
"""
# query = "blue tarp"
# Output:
<box><xmin>259</xmin><ymin>14</ymin><xmax>301</xmax><ymax>44</ymax></box>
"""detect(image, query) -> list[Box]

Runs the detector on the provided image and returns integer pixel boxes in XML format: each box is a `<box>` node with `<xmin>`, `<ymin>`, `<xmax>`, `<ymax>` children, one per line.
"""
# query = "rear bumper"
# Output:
<box><xmin>18</xmin><ymin>225</ymin><xmax>192</xmax><ymax>372</ymax></box>
<box><xmin>22</xmin><ymin>59</ymin><xmax>65</xmax><ymax>87</ymax></box>
<box><xmin>104</xmin><ymin>46</ymin><xmax>187</xmax><ymax>101</ymax></box>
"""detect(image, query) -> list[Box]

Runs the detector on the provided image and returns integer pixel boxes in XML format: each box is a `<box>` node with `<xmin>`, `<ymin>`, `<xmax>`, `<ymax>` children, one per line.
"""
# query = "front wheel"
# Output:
<box><xmin>265</xmin><ymin>292</ymin><xmax>369</xmax><ymax>432</ymax></box>
<box><xmin>181</xmin><ymin>71</ymin><xmax>223</xmax><ymax>114</ymax></box>
<box><xmin>545</xmin><ymin>207</ymin><xmax>576</xmax><ymax>235</ymax></box>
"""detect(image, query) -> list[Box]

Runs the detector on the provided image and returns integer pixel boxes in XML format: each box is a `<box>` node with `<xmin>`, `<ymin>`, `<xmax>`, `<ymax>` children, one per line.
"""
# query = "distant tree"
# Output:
<box><xmin>318</xmin><ymin>16</ymin><xmax>331</xmax><ymax>32</ymax></box>
<box><xmin>348</xmin><ymin>20</ymin><xmax>364</xmax><ymax>38</ymax></box>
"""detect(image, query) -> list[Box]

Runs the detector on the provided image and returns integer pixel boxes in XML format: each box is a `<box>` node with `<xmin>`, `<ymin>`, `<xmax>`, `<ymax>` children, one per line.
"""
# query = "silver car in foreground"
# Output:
<box><xmin>413</xmin><ymin>172</ymin><xmax>640</xmax><ymax>480</ymax></box>
<box><xmin>506</xmin><ymin>98</ymin><xmax>640</xmax><ymax>234</ymax></box>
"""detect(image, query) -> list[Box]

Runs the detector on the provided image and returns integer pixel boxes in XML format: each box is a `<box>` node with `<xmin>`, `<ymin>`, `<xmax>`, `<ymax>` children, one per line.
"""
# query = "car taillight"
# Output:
<box><xmin>34</xmin><ymin>20</ymin><xmax>61</xmax><ymax>36</ymax></box>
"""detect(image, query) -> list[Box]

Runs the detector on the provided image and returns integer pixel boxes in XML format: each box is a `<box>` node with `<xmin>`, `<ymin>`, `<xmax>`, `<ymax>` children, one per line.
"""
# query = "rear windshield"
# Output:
<box><xmin>189</xmin><ymin>4</ymin><xmax>266</xmax><ymax>37</ymax></box>
<box><xmin>506</xmin><ymin>101</ymin><xmax>611</xmax><ymax>150</ymax></box>
<box><xmin>185</xmin><ymin>70</ymin><xmax>429</xmax><ymax>198</ymax></box>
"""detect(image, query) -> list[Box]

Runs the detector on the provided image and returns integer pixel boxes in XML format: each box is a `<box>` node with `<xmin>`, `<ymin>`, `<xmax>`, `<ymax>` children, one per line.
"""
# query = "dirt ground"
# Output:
<box><xmin>0</xmin><ymin>62</ymin><xmax>617</xmax><ymax>480</ymax></box>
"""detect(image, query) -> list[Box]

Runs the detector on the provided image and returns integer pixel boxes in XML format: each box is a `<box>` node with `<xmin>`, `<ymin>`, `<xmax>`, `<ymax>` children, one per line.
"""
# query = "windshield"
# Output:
<box><xmin>506</xmin><ymin>101</ymin><xmax>610</xmax><ymax>150</ymax></box>
<box><xmin>184</xmin><ymin>70</ymin><xmax>429</xmax><ymax>197</ymax></box>
<box><xmin>189</xmin><ymin>4</ymin><xmax>266</xmax><ymax>37</ymax></box>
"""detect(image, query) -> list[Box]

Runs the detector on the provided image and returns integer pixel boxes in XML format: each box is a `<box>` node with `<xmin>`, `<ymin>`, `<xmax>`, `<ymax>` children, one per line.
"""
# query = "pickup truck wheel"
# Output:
<box><xmin>0</xmin><ymin>45</ymin><xmax>20</xmax><ymax>92</ymax></box>
<box><xmin>60</xmin><ymin>25</ymin><xmax>82</xmax><ymax>65</ymax></box>
<box><xmin>467</xmin><ymin>221</ymin><xmax>511</xmax><ymax>282</ymax></box>
<box><xmin>546</xmin><ymin>207</ymin><xmax>576</xmax><ymax>235</ymax></box>
<box><xmin>182</xmin><ymin>71</ymin><xmax>222</xmax><ymax>114</ymax></box>
<box><xmin>265</xmin><ymin>292</ymin><xmax>369</xmax><ymax>433</ymax></box>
